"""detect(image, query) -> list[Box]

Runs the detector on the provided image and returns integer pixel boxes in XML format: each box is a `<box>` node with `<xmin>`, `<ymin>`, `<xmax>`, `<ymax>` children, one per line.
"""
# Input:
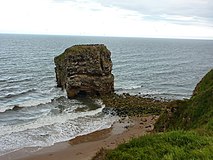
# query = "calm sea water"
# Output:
<box><xmin>0</xmin><ymin>34</ymin><xmax>212</xmax><ymax>155</ymax></box>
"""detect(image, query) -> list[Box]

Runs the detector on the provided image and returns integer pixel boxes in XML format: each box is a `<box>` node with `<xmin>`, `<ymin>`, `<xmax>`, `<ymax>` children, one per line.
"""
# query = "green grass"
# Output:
<box><xmin>155</xmin><ymin>69</ymin><xmax>213</xmax><ymax>133</ymax></box>
<box><xmin>93</xmin><ymin>69</ymin><xmax>213</xmax><ymax>160</ymax></box>
<box><xmin>95</xmin><ymin>131</ymin><xmax>213</xmax><ymax>160</ymax></box>
<box><xmin>193</xmin><ymin>69</ymin><xmax>213</xmax><ymax>97</ymax></box>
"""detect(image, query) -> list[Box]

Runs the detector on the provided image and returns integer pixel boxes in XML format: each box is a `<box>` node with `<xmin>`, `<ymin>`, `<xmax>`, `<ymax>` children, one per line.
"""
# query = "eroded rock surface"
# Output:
<box><xmin>54</xmin><ymin>44</ymin><xmax>114</xmax><ymax>98</ymax></box>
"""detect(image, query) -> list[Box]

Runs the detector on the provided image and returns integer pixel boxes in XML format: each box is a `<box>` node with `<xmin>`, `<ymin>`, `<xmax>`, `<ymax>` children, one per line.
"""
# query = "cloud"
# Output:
<box><xmin>0</xmin><ymin>0</ymin><xmax>212</xmax><ymax>39</ymax></box>
<box><xmin>94</xmin><ymin>0</ymin><xmax>212</xmax><ymax>17</ymax></box>
<box><xmin>53</xmin><ymin>0</ymin><xmax>213</xmax><ymax>27</ymax></box>
<box><xmin>93</xmin><ymin>0</ymin><xmax>213</xmax><ymax>25</ymax></box>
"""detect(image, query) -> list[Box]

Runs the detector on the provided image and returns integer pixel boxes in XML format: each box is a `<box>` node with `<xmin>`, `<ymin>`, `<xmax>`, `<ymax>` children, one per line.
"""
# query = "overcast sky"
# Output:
<box><xmin>0</xmin><ymin>0</ymin><xmax>213</xmax><ymax>39</ymax></box>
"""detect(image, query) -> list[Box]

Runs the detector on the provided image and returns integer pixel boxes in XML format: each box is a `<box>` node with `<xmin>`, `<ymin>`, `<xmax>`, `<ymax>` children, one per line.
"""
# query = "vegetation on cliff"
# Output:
<box><xmin>94</xmin><ymin>131</ymin><xmax>213</xmax><ymax>160</ymax></box>
<box><xmin>93</xmin><ymin>69</ymin><xmax>213</xmax><ymax>160</ymax></box>
<box><xmin>155</xmin><ymin>69</ymin><xmax>213</xmax><ymax>133</ymax></box>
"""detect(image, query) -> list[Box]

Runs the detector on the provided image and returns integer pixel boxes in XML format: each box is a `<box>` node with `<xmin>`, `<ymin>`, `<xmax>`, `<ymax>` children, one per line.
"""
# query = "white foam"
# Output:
<box><xmin>0</xmin><ymin>109</ymin><xmax>118</xmax><ymax>156</ymax></box>
<box><xmin>0</xmin><ymin>106</ymin><xmax>14</xmax><ymax>113</ymax></box>
<box><xmin>0</xmin><ymin>105</ymin><xmax>105</xmax><ymax>136</ymax></box>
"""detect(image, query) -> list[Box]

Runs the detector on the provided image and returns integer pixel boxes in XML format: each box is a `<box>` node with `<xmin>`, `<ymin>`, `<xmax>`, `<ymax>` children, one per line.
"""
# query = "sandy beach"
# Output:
<box><xmin>1</xmin><ymin>115</ymin><xmax>158</xmax><ymax>160</ymax></box>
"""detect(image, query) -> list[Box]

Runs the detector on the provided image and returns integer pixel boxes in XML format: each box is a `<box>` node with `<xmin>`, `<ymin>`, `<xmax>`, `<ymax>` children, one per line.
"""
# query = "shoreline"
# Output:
<box><xmin>0</xmin><ymin>115</ymin><xmax>158</xmax><ymax>160</ymax></box>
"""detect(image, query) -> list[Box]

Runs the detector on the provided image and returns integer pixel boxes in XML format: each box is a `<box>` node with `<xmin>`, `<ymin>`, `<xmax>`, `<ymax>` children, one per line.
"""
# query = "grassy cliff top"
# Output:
<box><xmin>93</xmin><ymin>69</ymin><xmax>213</xmax><ymax>160</ymax></box>
<box><xmin>93</xmin><ymin>131</ymin><xmax>213</xmax><ymax>160</ymax></box>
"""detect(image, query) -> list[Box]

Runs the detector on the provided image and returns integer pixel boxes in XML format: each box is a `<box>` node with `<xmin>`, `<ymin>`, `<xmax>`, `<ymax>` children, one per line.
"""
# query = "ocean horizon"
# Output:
<box><xmin>0</xmin><ymin>34</ymin><xmax>212</xmax><ymax>156</ymax></box>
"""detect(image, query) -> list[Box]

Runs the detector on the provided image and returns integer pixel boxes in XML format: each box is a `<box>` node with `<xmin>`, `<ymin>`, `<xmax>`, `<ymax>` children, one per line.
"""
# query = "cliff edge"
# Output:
<box><xmin>155</xmin><ymin>69</ymin><xmax>213</xmax><ymax>131</ymax></box>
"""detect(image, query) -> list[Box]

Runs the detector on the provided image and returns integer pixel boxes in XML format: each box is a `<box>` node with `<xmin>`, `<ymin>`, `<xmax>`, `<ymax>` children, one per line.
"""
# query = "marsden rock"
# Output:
<box><xmin>54</xmin><ymin>44</ymin><xmax>114</xmax><ymax>98</ymax></box>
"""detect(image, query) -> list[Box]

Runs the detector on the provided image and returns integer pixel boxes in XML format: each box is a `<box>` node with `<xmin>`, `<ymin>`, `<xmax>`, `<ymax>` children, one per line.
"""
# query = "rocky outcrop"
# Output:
<box><xmin>54</xmin><ymin>44</ymin><xmax>114</xmax><ymax>98</ymax></box>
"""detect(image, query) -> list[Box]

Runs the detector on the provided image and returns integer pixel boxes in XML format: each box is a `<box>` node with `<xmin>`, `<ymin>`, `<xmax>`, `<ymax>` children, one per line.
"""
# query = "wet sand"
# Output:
<box><xmin>1</xmin><ymin>115</ymin><xmax>158</xmax><ymax>160</ymax></box>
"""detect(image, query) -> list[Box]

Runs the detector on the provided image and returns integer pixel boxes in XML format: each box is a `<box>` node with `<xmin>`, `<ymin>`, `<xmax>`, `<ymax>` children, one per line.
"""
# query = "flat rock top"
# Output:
<box><xmin>55</xmin><ymin>44</ymin><xmax>112</xmax><ymax>75</ymax></box>
<box><xmin>55</xmin><ymin>44</ymin><xmax>109</xmax><ymax>59</ymax></box>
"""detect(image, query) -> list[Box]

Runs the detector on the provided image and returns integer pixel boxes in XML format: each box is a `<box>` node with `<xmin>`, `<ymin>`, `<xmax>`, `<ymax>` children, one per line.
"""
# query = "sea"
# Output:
<box><xmin>0</xmin><ymin>34</ymin><xmax>212</xmax><ymax>156</ymax></box>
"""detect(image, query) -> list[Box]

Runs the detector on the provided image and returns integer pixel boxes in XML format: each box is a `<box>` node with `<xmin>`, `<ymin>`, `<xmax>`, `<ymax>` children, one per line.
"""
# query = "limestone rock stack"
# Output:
<box><xmin>54</xmin><ymin>44</ymin><xmax>114</xmax><ymax>98</ymax></box>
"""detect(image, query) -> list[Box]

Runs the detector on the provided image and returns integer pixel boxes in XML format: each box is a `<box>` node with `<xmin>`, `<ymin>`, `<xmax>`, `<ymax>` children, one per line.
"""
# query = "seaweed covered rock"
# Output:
<box><xmin>101</xmin><ymin>93</ymin><xmax>168</xmax><ymax>116</ymax></box>
<box><xmin>54</xmin><ymin>44</ymin><xmax>114</xmax><ymax>98</ymax></box>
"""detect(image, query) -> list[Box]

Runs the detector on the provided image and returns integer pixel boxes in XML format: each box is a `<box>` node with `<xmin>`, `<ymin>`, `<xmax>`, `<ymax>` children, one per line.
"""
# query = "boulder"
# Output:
<box><xmin>54</xmin><ymin>44</ymin><xmax>114</xmax><ymax>98</ymax></box>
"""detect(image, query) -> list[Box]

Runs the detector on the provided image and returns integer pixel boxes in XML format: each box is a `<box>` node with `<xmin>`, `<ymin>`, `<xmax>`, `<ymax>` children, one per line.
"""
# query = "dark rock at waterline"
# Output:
<box><xmin>101</xmin><ymin>93</ymin><xmax>169</xmax><ymax>117</ymax></box>
<box><xmin>7</xmin><ymin>105</ymin><xmax>23</xmax><ymax>112</ymax></box>
<box><xmin>102</xmin><ymin>107</ymin><xmax>117</xmax><ymax>116</ymax></box>
<box><xmin>54</xmin><ymin>44</ymin><xmax>114</xmax><ymax>98</ymax></box>
<box><xmin>12</xmin><ymin>105</ymin><xmax>22</xmax><ymax>111</ymax></box>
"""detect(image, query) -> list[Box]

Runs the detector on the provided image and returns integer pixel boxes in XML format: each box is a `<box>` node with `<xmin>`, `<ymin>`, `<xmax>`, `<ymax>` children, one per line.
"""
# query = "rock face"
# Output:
<box><xmin>54</xmin><ymin>44</ymin><xmax>114</xmax><ymax>98</ymax></box>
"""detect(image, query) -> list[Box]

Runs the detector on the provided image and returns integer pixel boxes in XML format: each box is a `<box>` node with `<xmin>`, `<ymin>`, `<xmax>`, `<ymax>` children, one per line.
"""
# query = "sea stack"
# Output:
<box><xmin>54</xmin><ymin>44</ymin><xmax>114</xmax><ymax>98</ymax></box>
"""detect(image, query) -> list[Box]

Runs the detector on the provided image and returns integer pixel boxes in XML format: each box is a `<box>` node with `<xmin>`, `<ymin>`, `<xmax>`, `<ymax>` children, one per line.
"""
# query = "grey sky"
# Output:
<box><xmin>95</xmin><ymin>0</ymin><xmax>213</xmax><ymax>25</ymax></box>
<box><xmin>54</xmin><ymin>0</ymin><xmax>213</xmax><ymax>26</ymax></box>
<box><xmin>95</xmin><ymin>0</ymin><xmax>212</xmax><ymax>18</ymax></box>
<box><xmin>0</xmin><ymin>0</ymin><xmax>213</xmax><ymax>39</ymax></box>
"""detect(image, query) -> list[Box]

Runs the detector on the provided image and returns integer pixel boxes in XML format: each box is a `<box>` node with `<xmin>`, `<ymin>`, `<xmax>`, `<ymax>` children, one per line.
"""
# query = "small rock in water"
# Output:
<box><xmin>12</xmin><ymin>105</ymin><xmax>22</xmax><ymax>111</ymax></box>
